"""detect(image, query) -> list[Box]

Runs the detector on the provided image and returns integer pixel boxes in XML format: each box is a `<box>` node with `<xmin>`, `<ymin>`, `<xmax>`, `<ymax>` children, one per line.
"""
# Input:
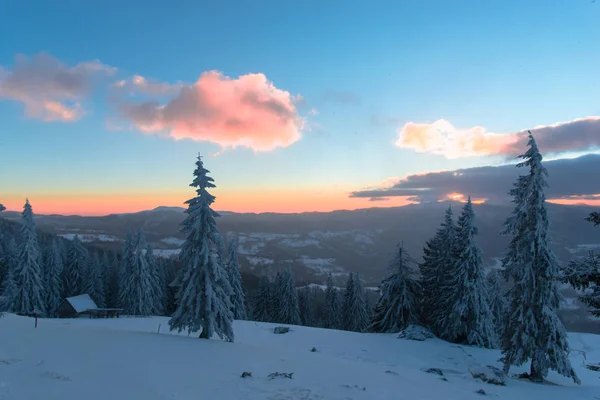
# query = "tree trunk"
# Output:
<box><xmin>199</xmin><ymin>327</ymin><xmax>209</xmax><ymax>339</ymax></box>
<box><xmin>529</xmin><ymin>358</ymin><xmax>543</xmax><ymax>383</ymax></box>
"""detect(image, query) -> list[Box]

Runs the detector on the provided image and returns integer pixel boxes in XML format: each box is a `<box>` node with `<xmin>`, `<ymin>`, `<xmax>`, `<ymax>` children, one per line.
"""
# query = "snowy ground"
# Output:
<box><xmin>0</xmin><ymin>315</ymin><xmax>599</xmax><ymax>400</ymax></box>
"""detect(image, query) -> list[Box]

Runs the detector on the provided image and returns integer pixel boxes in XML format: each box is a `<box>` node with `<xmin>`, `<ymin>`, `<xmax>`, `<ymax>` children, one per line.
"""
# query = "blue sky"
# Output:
<box><xmin>1</xmin><ymin>0</ymin><xmax>599</xmax><ymax>214</ymax></box>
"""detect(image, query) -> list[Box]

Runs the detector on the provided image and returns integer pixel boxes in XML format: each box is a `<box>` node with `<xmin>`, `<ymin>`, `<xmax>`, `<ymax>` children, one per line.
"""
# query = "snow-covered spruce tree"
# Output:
<box><xmin>225</xmin><ymin>237</ymin><xmax>247</xmax><ymax>320</ymax></box>
<box><xmin>487</xmin><ymin>269</ymin><xmax>506</xmax><ymax>335</ymax></box>
<box><xmin>85</xmin><ymin>253</ymin><xmax>106</xmax><ymax>307</ymax></box>
<box><xmin>251</xmin><ymin>275</ymin><xmax>271</xmax><ymax>322</ymax></box>
<box><xmin>369</xmin><ymin>244</ymin><xmax>420</xmax><ymax>333</ymax></box>
<box><xmin>120</xmin><ymin>229</ymin><xmax>156</xmax><ymax>316</ymax></box>
<box><xmin>0</xmin><ymin>239</ymin><xmax>18</xmax><ymax>312</ymax></box>
<box><xmin>419</xmin><ymin>206</ymin><xmax>456</xmax><ymax>333</ymax></box>
<box><xmin>564</xmin><ymin>251</ymin><xmax>600</xmax><ymax>317</ymax></box>
<box><xmin>13</xmin><ymin>200</ymin><xmax>46</xmax><ymax>315</ymax></box>
<box><xmin>45</xmin><ymin>239</ymin><xmax>64</xmax><ymax>316</ymax></box>
<box><xmin>278</xmin><ymin>265</ymin><xmax>301</xmax><ymax>325</ymax></box>
<box><xmin>343</xmin><ymin>273</ymin><xmax>369</xmax><ymax>332</ymax></box>
<box><xmin>269</xmin><ymin>271</ymin><xmax>284</xmax><ymax>322</ymax></box>
<box><xmin>299</xmin><ymin>287</ymin><xmax>316</xmax><ymax>327</ymax></box>
<box><xmin>501</xmin><ymin>133</ymin><xmax>579</xmax><ymax>383</ymax></box>
<box><xmin>64</xmin><ymin>235</ymin><xmax>87</xmax><ymax>297</ymax></box>
<box><xmin>437</xmin><ymin>198</ymin><xmax>497</xmax><ymax>348</ymax></box>
<box><xmin>146</xmin><ymin>245</ymin><xmax>165</xmax><ymax>315</ymax></box>
<box><xmin>586</xmin><ymin>212</ymin><xmax>600</xmax><ymax>226</ymax></box>
<box><xmin>168</xmin><ymin>155</ymin><xmax>234</xmax><ymax>341</ymax></box>
<box><xmin>323</xmin><ymin>273</ymin><xmax>341</xmax><ymax>329</ymax></box>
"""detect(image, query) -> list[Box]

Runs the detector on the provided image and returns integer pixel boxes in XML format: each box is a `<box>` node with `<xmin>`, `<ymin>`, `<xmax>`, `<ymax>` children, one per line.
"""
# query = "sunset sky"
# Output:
<box><xmin>1</xmin><ymin>0</ymin><xmax>599</xmax><ymax>215</ymax></box>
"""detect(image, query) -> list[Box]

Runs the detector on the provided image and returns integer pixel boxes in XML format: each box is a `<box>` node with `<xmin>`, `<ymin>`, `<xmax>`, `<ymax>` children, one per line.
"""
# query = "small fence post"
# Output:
<box><xmin>157</xmin><ymin>324</ymin><xmax>161</xmax><ymax>335</ymax></box>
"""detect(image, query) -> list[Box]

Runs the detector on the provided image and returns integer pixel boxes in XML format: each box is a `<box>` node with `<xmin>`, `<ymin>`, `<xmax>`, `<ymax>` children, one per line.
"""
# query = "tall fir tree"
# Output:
<box><xmin>45</xmin><ymin>239</ymin><xmax>64</xmax><ymax>316</ymax></box>
<box><xmin>270</xmin><ymin>271</ymin><xmax>285</xmax><ymax>322</ymax></box>
<box><xmin>64</xmin><ymin>235</ymin><xmax>87</xmax><ymax>297</ymax></box>
<box><xmin>323</xmin><ymin>273</ymin><xmax>341</xmax><ymax>329</ymax></box>
<box><xmin>120</xmin><ymin>229</ymin><xmax>156</xmax><ymax>316</ymax></box>
<box><xmin>437</xmin><ymin>198</ymin><xmax>497</xmax><ymax>348</ymax></box>
<box><xmin>298</xmin><ymin>287</ymin><xmax>316</xmax><ymax>327</ymax></box>
<box><xmin>370</xmin><ymin>244</ymin><xmax>420</xmax><ymax>333</ymax></box>
<box><xmin>501</xmin><ymin>133</ymin><xmax>579</xmax><ymax>383</ymax></box>
<box><xmin>13</xmin><ymin>200</ymin><xmax>46</xmax><ymax>315</ymax></box>
<box><xmin>343</xmin><ymin>273</ymin><xmax>369</xmax><ymax>332</ymax></box>
<box><xmin>419</xmin><ymin>206</ymin><xmax>456</xmax><ymax>334</ymax></box>
<box><xmin>145</xmin><ymin>245</ymin><xmax>165</xmax><ymax>315</ymax></box>
<box><xmin>85</xmin><ymin>252</ymin><xmax>106</xmax><ymax>307</ymax></box>
<box><xmin>487</xmin><ymin>270</ymin><xmax>506</xmax><ymax>335</ymax></box>
<box><xmin>225</xmin><ymin>237</ymin><xmax>247</xmax><ymax>320</ymax></box>
<box><xmin>169</xmin><ymin>155</ymin><xmax>234</xmax><ymax>341</ymax></box>
<box><xmin>0</xmin><ymin>239</ymin><xmax>18</xmax><ymax>312</ymax></box>
<box><xmin>252</xmin><ymin>275</ymin><xmax>272</xmax><ymax>322</ymax></box>
<box><xmin>278</xmin><ymin>265</ymin><xmax>301</xmax><ymax>325</ymax></box>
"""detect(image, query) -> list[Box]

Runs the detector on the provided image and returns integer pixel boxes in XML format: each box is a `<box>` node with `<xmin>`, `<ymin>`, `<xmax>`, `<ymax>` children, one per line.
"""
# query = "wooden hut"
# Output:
<box><xmin>56</xmin><ymin>294</ymin><xmax>123</xmax><ymax>318</ymax></box>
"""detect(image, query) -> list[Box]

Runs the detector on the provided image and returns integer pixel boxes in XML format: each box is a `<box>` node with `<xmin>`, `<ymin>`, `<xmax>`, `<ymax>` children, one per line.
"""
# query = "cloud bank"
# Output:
<box><xmin>112</xmin><ymin>75</ymin><xmax>182</xmax><ymax>97</ymax></box>
<box><xmin>350</xmin><ymin>154</ymin><xmax>600</xmax><ymax>204</ymax></box>
<box><xmin>0</xmin><ymin>53</ymin><xmax>115</xmax><ymax>122</ymax></box>
<box><xmin>117</xmin><ymin>71</ymin><xmax>304</xmax><ymax>151</ymax></box>
<box><xmin>396</xmin><ymin>117</ymin><xmax>600</xmax><ymax>159</ymax></box>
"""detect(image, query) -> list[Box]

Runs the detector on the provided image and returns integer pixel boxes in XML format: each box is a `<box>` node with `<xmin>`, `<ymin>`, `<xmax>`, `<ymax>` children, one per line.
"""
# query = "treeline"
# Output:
<box><xmin>1</xmin><ymin>133</ymin><xmax>598</xmax><ymax>385</ymax></box>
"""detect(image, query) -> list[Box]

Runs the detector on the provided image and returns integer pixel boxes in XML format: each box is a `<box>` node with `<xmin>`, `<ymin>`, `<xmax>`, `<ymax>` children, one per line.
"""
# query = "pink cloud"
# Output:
<box><xmin>396</xmin><ymin>117</ymin><xmax>600</xmax><ymax>159</ymax></box>
<box><xmin>0</xmin><ymin>53</ymin><xmax>115</xmax><ymax>122</ymax></box>
<box><xmin>112</xmin><ymin>74</ymin><xmax>182</xmax><ymax>97</ymax></box>
<box><xmin>118</xmin><ymin>70</ymin><xmax>304</xmax><ymax>151</ymax></box>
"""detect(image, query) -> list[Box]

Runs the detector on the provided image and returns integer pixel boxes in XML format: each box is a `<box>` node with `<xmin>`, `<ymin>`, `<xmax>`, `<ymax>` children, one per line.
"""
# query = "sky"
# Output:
<box><xmin>1</xmin><ymin>0</ymin><xmax>599</xmax><ymax>216</ymax></box>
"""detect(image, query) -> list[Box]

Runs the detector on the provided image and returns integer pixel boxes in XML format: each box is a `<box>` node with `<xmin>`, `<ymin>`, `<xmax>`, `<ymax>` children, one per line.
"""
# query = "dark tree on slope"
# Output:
<box><xmin>278</xmin><ymin>265</ymin><xmax>301</xmax><ymax>325</ymax></box>
<box><xmin>64</xmin><ymin>235</ymin><xmax>87</xmax><ymax>297</ymax></box>
<box><xmin>104</xmin><ymin>252</ymin><xmax>120</xmax><ymax>308</ymax></box>
<box><xmin>13</xmin><ymin>200</ymin><xmax>46</xmax><ymax>315</ymax></box>
<box><xmin>85</xmin><ymin>253</ymin><xmax>106</xmax><ymax>307</ymax></box>
<box><xmin>120</xmin><ymin>229</ymin><xmax>157</xmax><ymax>316</ymax></box>
<box><xmin>252</xmin><ymin>275</ymin><xmax>272</xmax><ymax>322</ymax></box>
<box><xmin>487</xmin><ymin>270</ymin><xmax>506</xmax><ymax>335</ymax></box>
<box><xmin>169</xmin><ymin>155</ymin><xmax>234</xmax><ymax>341</ymax></box>
<box><xmin>437</xmin><ymin>198</ymin><xmax>497</xmax><ymax>348</ymax></box>
<box><xmin>564</xmin><ymin>251</ymin><xmax>600</xmax><ymax>317</ymax></box>
<box><xmin>370</xmin><ymin>244</ymin><xmax>420</xmax><ymax>333</ymax></box>
<box><xmin>146</xmin><ymin>245</ymin><xmax>165</xmax><ymax>315</ymax></box>
<box><xmin>323</xmin><ymin>273</ymin><xmax>341</xmax><ymax>329</ymax></box>
<box><xmin>0</xmin><ymin>204</ymin><xmax>5</xmax><ymax>213</ymax></box>
<box><xmin>419</xmin><ymin>206</ymin><xmax>456</xmax><ymax>334</ymax></box>
<box><xmin>299</xmin><ymin>287</ymin><xmax>316</xmax><ymax>327</ymax></box>
<box><xmin>343</xmin><ymin>273</ymin><xmax>369</xmax><ymax>332</ymax></box>
<box><xmin>45</xmin><ymin>239</ymin><xmax>64</xmax><ymax>316</ymax></box>
<box><xmin>501</xmin><ymin>133</ymin><xmax>579</xmax><ymax>383</ymax></box>
<box><xmin>0</xmin><ymin>239</ymin><xmax>18</xmax><ymax>312</ymax></box>
<box><xmin>270</xmin><ymin>271</ymin><xmax>285</xmax><ymax>322</ymax></box>
<box><xmin>225</xmin><ymin>237</ymin><xmax>247</xmax><ymax>320</ymax></box>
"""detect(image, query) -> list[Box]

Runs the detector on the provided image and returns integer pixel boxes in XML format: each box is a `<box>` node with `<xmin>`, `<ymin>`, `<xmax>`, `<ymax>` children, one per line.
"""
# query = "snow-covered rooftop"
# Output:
<box><xmin>65</xmin><ymin>294</ymin><xmax>98</xmax><ymax>313</ymax></box>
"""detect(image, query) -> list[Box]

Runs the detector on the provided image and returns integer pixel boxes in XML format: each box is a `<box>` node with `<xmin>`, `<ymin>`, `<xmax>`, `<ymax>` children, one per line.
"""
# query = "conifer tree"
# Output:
<box><xmin>370</xmin><ymin>244</ymin><xmax>420</xmax><ymax>333</ymax></box>
<box><xmin>419</xmin><ymin>206</ymin><xmax>456</xmax><ymax>333</ymax></box>
<box><xmin>45</xmin><ymin>239</ymin><xmax>64</xmax><ymax>316</ymax></box>
<box><xmin>0</xmin><ymin>239</ymin><xmax>18</xmax><ymax>312</ymax></box>
<box><xmin>225</xmin><ymin>237</ymin><xmax>247</xmax><ymax>320</ymax></box>
<box><xmin>343</xmin><ymin>273</ymin><xmax>369</xmax><ymax>332</ymax></box>
<box><xmin>0</xmin><ymin>204</ymin><xmax>5</xmax><ymax>213</ymax></box>
<box><xmin>323</xmin><ymin>273</ymin><xmax>341</xmax><ymax>329</ymax></box>
<box><xmin>501</xmin><ymin>133</ymin><xmax>579</xmax><ymax>383</ymax></box>
<box><xmin>564</xmin><ymin>251</ymin><xmax>600</xmax><ymax>317</ymax></box>
<box><xmin>438</xmin><ymin>198</ymin><xmax>497</xmax><ymax>348</ymax></box>
<box><xmin>278</xmin><ymin>265</ymin><xmax>301</xmax><ymax>325</ymax></box>
<box><xmin>120</xmin><ymin>229</ymin><xmax>156</xmax><ymax>316</ymax></box>
<box><xmin>270</xmin><ymin>271</ymin><xmax>285</xmax><ymax>322</ymax></box>
<box><xmin>299</xmin><ymin>287</ymin><xmax>316</xmax><ymax>327</ymax></box>
<box><xmin>169</xmin><ymin>155</ymin><xmax>234</xmax><ymax>341</ymax></box>
<box><xmin>85</xmin><ymin>252</ymin><xmax>106</xmax><ymax>307</ymax></box>
<box><xmin>64</xmin><ymin>235</ymin><xmax>87</xmax><ymax>297</ymax></box>
<box><xmin>146</xmin><ymin>245</ymin><xmax>165</xmax><ymax>315</ymax></box>
<box><xmin>487</xmin><ymin>270</ymin><xmax>506</xmax><ymax>334</ymax></box>
<box><xmin>13</xmin><ymin>200</ymin><xmax>46</xmax><ymax>315</ymax></box>
<box><xmin>252</xmin><ymin>275</ymin><xmax>272</xmax><ymax>322</ymax></box>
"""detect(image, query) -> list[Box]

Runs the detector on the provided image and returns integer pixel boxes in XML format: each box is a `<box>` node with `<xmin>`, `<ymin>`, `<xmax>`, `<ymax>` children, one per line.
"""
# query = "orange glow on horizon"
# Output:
<box><xmin>1</xmin><ymin>188</ymin><xmax>416</xmax><ymax>216</ymax></box>
<box><xmin>548</xmin><ymin>195</ymin><xmax>600</xmax><ymax>207</ymax></box>
<box><xmin>441</xmin><ymin>192</ymin><xmax>487</xmax><ymax>204</ymax></box>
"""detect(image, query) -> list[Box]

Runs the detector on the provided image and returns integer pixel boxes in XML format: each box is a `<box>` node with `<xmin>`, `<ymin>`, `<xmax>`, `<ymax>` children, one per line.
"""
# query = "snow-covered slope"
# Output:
<box><xmin>0</xmin><ymin>314</ymin><xmax>598</xmax><ymax>399</ymax></box>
